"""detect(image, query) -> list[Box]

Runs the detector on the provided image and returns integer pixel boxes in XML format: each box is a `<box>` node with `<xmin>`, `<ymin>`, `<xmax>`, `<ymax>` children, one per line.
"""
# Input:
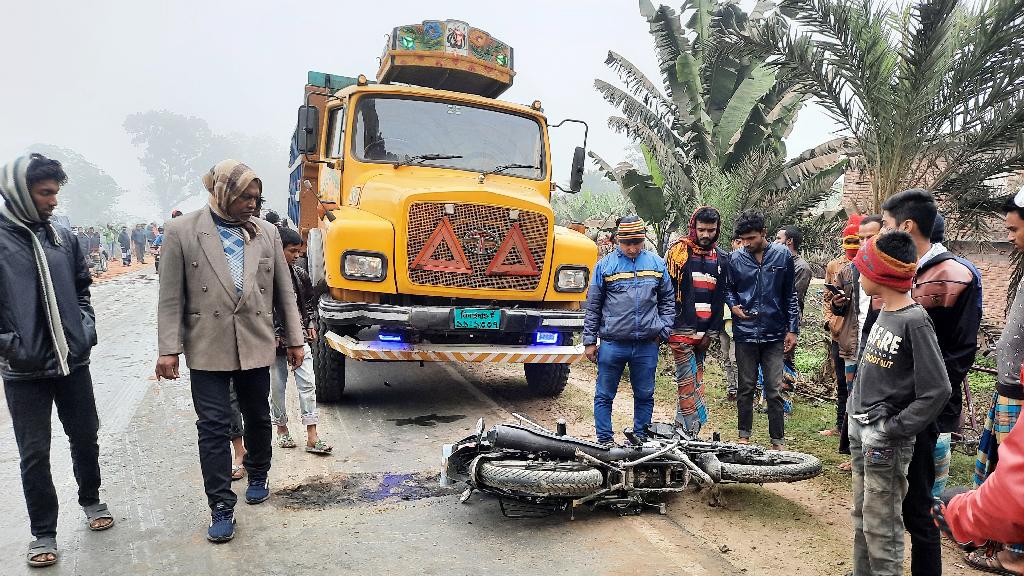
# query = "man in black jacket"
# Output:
<box><xmin>870</xmin><ymin>188</ymin><xmax>981</xmax><ymax>576</ymax></box>
<box><xmin>0</xmin><ymin>154</ymin><xmax>114</xmax><ymax>568</ymax></box>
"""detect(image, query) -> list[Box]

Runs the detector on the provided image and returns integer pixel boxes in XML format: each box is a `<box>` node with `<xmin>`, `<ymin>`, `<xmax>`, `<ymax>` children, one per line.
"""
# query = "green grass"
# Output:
<box><xmin>651</xmin><ymin>300</ymin><xmax>990</xmax><ymax>491</ymax></box>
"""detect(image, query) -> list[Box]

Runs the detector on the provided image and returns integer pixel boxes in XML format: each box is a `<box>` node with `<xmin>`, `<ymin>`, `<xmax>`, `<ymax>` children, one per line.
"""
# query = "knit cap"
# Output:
<box><xmin>853</xmin><ymin>235</ymin><xmax>917</xmax><ymax>292</ymax></box>
<box><xmin>616</xmin><ymin>216</ymin><xmax>647</xmax><ymax>242</ymax></box>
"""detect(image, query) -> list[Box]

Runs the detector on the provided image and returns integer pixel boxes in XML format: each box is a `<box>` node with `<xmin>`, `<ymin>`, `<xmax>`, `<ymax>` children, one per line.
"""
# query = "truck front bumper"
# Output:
<box><xmin>324</xmin><ymin>332</ymin><xmax>584</xmax><ymax>364</ymax></box>
<box><xmin>317</xmin><ymin>297</ymin><xmax>586</xmax><ymax>333</ymax></box>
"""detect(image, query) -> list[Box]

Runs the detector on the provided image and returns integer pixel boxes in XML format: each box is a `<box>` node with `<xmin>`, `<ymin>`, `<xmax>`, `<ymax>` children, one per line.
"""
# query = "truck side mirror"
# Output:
<box><xmin>296</xmin><ymin>105</ymin><xmax>319</xmax><ymax>155</ymax></box>
<box><xmin>569</xmin><ymin>146</ymin><xmax>585</xmax><ymax>193</ymax></box>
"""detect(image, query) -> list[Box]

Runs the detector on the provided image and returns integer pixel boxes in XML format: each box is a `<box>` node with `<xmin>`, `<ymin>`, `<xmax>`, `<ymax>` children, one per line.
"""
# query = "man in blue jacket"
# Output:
<box><xmin>583</xmin><ymin>216</ymin><xmax>674</xmax><ymax>445</ymax></box>
<box><xmin>727</xmin><ymin>211</ymin><xmax>800</xmax><ymax>449</ymax></box>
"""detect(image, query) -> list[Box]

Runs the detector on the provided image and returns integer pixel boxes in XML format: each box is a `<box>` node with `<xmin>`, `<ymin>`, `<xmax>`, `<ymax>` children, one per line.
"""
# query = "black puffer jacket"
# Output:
<box><xmin>0</xmin><ymin>214</ymin><xmax>96</xmax><ymax>380</ymax></box>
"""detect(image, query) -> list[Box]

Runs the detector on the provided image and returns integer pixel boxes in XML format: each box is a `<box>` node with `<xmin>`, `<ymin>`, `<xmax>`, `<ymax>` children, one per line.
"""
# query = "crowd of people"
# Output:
<box><xmin>1</xmin><ymin>151</ymin><xmax>1022</xmax><ymax>573</ymax></box>
<box><xmin>583</xmin><ymin>191</ymin><xmax>1023</xmax><ymax>576</ymax></box>
<box><xmin>0</xmin><ymin>154</ymin><xmax>328</xmax><ymax>565</ymax></box>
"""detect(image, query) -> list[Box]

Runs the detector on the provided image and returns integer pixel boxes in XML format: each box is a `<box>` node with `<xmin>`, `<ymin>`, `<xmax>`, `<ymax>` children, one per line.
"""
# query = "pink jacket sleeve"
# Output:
<box><xmin>946</xmin><ymin>420</ymin><xmax>1024</xmax><ymax>545</ymax></box>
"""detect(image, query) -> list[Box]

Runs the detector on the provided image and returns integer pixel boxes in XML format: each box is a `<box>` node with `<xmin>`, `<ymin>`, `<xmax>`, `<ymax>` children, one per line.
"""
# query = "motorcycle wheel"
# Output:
<box><xmin>477</xmin><ymin>460</ymin><xmax>603</xmax><ymax>497</ymax></box>
<box><xmin>717</xmin><ymin>450</ymin><xmax>822</xmax><ymax>484</ymax></box>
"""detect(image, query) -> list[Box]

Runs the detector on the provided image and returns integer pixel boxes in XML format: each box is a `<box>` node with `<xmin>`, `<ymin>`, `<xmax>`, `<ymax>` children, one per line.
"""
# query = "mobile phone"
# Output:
<box><xmin>824</xmin><ymin>283</ymin><xmax>842</xmax><ymax>294</ymax></box>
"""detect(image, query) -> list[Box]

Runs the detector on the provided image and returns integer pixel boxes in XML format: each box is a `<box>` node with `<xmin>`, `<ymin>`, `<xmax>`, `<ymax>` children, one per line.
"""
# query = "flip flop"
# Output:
<box><xmin>27</xmin><ymin>537</ymin><xmax>57</xmax><ymax>567</ymax></box>
<box><xmin>819</xmin><ymin>428</ymin><xmax>839</xmax><ymax>436</ymax></box>
<box><xmin>305</xmin><ymin>439</ymin><xmax>333</xmax><ymax>455</ymax></box>
<box><xmin>84</xmin><ymin>502</ymin><xmax>114</xmax><ymax>531</ymax></box>
<box><xmin>231</xmin><ymin>465</ymin><xmax>246</xmax><ymax>481</ymax></box>
<box><xmin>277</xmin><ymin>433</ymin><xmax>297</xmax><ymax>449</ymax></box>
<box><xmin>966</xmin><ymin>551</ymin><xmax>1023</xmax><ymax>576</ymax></box>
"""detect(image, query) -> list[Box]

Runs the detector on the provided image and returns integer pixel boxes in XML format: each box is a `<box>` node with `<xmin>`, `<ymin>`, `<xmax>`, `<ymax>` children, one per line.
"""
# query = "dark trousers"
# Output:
<box><xmin>830</xmin><ymin>341</ymin><xmax>849</xmax><ymax>430</ymax></box>
<box><xmin>190</xmin><ymin>368</ymin><xmax>272</xmax><ymax>510</ymax></box>
<box><xmin>735</xmin><ymin>340</ymin><xmax>785</xmax><ymax>444</ymax></box>
<box><xmin>133</xmin><ymin>241</ymin><xmax>146</xmax><ymax>263</ymax></box>
<box><xmin>902</xmin><ymin>427</ymin><xmax>942</xmax><ymax>576</ymax></box>
<box><xmin>4</xmin><ymin>366</ymin><xmax>101</xmax><ymax>539</ymax></box>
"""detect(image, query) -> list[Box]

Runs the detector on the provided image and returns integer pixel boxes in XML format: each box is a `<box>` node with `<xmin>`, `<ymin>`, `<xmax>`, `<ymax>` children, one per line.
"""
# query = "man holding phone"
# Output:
<box><xmin>726</xmin><ymin>211</ymin><xmax>799</xmax><ymax>449</ymax></box>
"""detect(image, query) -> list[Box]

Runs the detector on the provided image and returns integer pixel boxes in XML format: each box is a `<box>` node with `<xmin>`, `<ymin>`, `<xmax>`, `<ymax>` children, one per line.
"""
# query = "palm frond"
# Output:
<box><xmin>594</xmin><ymin>78</ymin><xmax>682</xmax><ymax>147</ymax></box>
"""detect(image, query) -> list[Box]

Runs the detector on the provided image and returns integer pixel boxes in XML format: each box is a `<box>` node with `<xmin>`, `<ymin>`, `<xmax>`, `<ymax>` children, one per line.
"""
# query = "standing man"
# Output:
<box><xmin>101</xmin><ymin>224</ymin><xmax>117</xmax><ymax>262</ymax></box>
<box><xmin>821</xmin><ymin>215</ymin><xmax>863</xmax><ymax>438</ymax></box>
<box><xmin>117</xmin><ymin>225</ymin><xmax>131</xmax><ymax>266</ymax></box>
<box><xmin>155</xmin><ymin>159</ymin><xmax>305</xmax><ymax>543</ymax></box>
<box><xmin>722</xmin><ymin>235</ymin><xmax>744</xmax><ymax>401</ymax></box>
<box><xmin>727</xmin><ymin>211</ymin><xmax>800</xmax><ymax>449</ymax></box>
<box><xmin>131</xmin><ymin>223</ymin><xmax>147</xmax><ymax>264</ymax></box>
<box><xmin>0</xmin><ymin>154</ymin><xmax>114</xmax><ymax>568</ymax></box>
<box><xmin>775</xmin><ymin>225</ymin><xmax>812</xmax><ymax>413</ymax></box>
<box><xmin>664</xmin><ymin>207</ymin><xmax>730</xmax><ymax>435</ymax></box>
<box><xmin>875</xmin><ymin>188</ymin><xmax>981</xmax><ymax>576</ymax></box>
<box><xmin>583</xmin><ymin>216</ymin><xmax>674</xmax><ymax>445</ymax></box>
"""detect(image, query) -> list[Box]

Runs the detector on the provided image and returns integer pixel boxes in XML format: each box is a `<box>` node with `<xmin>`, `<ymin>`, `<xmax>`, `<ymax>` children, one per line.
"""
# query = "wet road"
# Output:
<box><xmin>0</xmin><ymin>271</ymin><xmax>738</xmax><ymax>575</ymax></box>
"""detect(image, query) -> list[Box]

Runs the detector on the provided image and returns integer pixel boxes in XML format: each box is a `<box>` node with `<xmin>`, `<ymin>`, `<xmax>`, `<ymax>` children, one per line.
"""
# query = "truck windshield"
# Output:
<box><xmin>351</xmin><ymin>96</ymin><xmax>545</xmax><ymax>180</ymax></box>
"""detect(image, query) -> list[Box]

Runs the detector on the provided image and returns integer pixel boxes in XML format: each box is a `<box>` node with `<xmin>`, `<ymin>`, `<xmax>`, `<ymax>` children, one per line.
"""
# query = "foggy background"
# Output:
<box><xmin>0</xmin><ymin>0</ymin><xmax>838</xmax><ymax>224</ymax></box>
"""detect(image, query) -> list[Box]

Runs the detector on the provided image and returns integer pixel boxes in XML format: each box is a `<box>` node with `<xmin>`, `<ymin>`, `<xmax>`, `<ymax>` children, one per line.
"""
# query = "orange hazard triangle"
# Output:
<box><xmin>486</xmin><ymin>223</ymin><xmax>539</xmax><ymax>277</ymax></box>
<box><xmin>410</xmin><ymin>217</ymin><xmax>472</xmax><ymax>274</ymax></box>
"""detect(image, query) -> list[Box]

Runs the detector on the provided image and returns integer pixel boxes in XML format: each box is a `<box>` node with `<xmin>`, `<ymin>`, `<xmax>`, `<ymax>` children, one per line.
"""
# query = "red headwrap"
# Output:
<box><xmin>853</xmin><ymin>236</ymin><xmax>916</xmax><ymax>292</ymax></box>
<box><xmin>842</xmin><ymin>214</ymin><xmax>864</xmax><ymax>261</ymax></box>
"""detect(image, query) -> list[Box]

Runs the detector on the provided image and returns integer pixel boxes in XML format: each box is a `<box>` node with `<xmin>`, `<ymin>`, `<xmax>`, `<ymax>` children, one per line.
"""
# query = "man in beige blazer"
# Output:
<box><xmin>155</xmin><ymin>160</ymin><xmax>304</xmax><ymax>543</ymax></box>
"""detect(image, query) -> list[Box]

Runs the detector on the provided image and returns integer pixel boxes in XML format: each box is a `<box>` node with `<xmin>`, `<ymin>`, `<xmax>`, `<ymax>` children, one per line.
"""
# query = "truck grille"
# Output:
<box><xmin>407</xmin><ymin>202</ymin><xmax>548</xmax><ymax>291</ymax></box>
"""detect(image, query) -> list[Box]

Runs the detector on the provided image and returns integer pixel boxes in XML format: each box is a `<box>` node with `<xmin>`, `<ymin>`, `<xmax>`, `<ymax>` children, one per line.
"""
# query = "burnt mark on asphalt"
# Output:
<box><xmin>386</xmin><ymin>413</ymin><xmax>466</xmax><ymax>427</ymax></box>
<box><xmin>275</xmin><ymin>471</ymin><xmax>461</xmax><ymax>509</ymax></box>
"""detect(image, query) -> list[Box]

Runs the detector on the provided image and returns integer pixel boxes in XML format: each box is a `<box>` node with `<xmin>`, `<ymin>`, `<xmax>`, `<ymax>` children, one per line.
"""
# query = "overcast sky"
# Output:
<box><xmin>0</xmin><ymin>0</ymin><xmax>840</xmax><ymax>220</ymax></box>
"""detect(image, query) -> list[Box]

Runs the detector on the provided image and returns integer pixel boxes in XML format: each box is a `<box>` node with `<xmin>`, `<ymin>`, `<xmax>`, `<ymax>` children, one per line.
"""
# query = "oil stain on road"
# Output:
<box><xmin>386</xmin><ymin>413</ymin><xmax>466</xmax><ymax>427</ymax></box>
<box><xmin>275</xmin><ymin>471</ymin><xmax>462</xmax><ymax>509</ymax></box>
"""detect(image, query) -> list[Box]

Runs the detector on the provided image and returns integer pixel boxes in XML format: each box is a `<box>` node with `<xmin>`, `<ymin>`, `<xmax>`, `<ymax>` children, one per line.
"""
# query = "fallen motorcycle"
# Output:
<box><xmin>441</xmin><ymin>414</ymin><xmax>822</xmax><ymax>517</ymax></box>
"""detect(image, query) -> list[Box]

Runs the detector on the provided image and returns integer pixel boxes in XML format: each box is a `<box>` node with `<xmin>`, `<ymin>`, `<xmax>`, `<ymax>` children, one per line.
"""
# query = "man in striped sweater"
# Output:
<box><xmin>664</xmin><ymin>207</ymin><xmax>731</xmax><ymax>435</ymax></box>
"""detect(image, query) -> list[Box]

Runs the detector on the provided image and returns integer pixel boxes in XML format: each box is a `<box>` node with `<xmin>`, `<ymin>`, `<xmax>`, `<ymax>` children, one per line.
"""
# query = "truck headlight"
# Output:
<box><xmin>555</xmin><ymin>265</ymin><xmax>588</xmax><ymax>292</ymax></box>
<box><xmin>342</xmin><ymin>251</ymin><xmax>387</xmax><ymax>282</ymax></box>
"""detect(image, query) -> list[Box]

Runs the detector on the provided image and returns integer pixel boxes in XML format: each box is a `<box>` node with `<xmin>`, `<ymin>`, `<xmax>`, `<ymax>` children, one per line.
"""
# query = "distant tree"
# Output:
<box><xmin>27</xmin><ymin>143</ymin><xmax>128</xmax><ymax>226</ymax></box>
<box><xmin>124</xmin><ymin>111</ymin><xmax>286</xmax><ymax>215</ymax></box>
<box><xmin>124</xmin><ymin>111</ymin><xmax>229</xmax><ymax>215</ymax></box>
<box><xmin>552</xmin><ymin>170</ymin><xmax>633</xmax><ymax>226</ymax></box>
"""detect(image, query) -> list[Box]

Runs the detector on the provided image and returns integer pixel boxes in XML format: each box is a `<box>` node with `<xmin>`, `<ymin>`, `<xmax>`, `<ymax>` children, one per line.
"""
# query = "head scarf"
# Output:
<box><xmin>841</xmin><ymin>214</ymin><xmax>864</xmax><ymax>261</ymax></box>
<box><xmin>665</xmin><ymin>207</ymin><xmax>720</xmax><ymax>301</ymax></box>
<box><xmin>853</xmin><ymin>235</ymin><xmax>917</xmax><ymax>292</ymax></box>
<box><xmin>615</xmin><ymin>216</ymin><xmax>646</xmax><ymax>242</ymax></box>
<box><xmin>202</xmin><ymin>159</ymin><xmax>262</xmax><ymax>241</ymax></box>
<box><xmin>0</xmin><ymin>155</ymin><xmax>70</xmax><ymax>375</ymax></box>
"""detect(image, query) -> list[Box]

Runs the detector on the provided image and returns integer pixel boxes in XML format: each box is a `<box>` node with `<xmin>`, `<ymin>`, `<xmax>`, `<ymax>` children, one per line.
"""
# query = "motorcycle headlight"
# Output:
<box><xmin>342</xmin><ymin>251</ymin><xmax>387</xmax><ymax>282</ymax></box>
<box><xmin>555</xmin><ymin>265</ymin><xmax>588</xmax><ymax>292</ymax></box>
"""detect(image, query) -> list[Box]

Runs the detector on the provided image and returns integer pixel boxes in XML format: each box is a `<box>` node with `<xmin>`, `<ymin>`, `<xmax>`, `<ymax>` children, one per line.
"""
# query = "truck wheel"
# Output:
<box><xmin>305</xmin><ymin>228</ymin><xmax>326</xmax><ymax>287</ymax></box>
<box><xmin>312</xmin><ymin>317</ymin><xmax>346</xmax><ymax>402</ymax></box>
<box><xmin>524</xmin><ymin>363</ymin><xmax>569</xmax><ymax>397</ymax></box>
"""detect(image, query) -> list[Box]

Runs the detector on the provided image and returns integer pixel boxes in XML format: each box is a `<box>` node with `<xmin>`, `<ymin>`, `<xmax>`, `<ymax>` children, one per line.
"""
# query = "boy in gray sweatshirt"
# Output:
<box><xmin>847</xmin><ymin>231</ymin><xmax>951</xmax><ymax>576</ymax></box>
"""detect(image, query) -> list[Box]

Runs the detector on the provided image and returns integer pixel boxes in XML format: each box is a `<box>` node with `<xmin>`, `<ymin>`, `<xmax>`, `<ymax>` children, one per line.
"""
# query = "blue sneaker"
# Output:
<box><xmin>207</xmin><ymin>503</ymin><xmax>235</xmax><ymax>543</ymax></box>
<box><xmin>245</xmin><ymin>475</ymin><xmax>270</xmax><ymax>504</ymax></box>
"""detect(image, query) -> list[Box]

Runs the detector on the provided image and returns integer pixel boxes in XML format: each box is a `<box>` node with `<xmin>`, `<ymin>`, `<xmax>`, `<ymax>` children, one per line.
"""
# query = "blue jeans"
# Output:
<box><xmin>594</xmin><ymin>339</ymin><xmax>659</xmax><ymax>443</ymax></box>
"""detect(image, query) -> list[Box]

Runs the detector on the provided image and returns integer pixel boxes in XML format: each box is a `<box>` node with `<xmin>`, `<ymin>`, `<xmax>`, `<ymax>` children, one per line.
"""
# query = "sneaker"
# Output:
<box><xmin>245</xmin><ymin>475</ymin><xmax>270</xmax><ymax>504</ymax></box>
<box><xmin>207</xmin><ymin>503</ymin><xmax>235</xmax><ymax>543</ymax></box>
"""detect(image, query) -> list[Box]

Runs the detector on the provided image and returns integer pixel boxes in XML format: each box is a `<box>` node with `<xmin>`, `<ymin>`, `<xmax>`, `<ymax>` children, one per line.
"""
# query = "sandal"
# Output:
<box><xmin>277</xmin><ymin>433</ymin><xmax>297</xmax><ymax>449</ymax></box>
<box><xmin>231</xmin><ymin>465</ymin><xmax>246</xmax><ymax>481</ymax></box>
<box><xmin>84</xmin><ymin>502</ymin><xmax>114</xmax><ymax>531</ymax></box>
<box><xmin>27</xmin><ymin>537</ymin><xmax>57</xmax><ymax>567</ymax></box>
<box><xmin>819</xmin><ymin>428</ymin><xmax>839</xmax><ymax>436</ymax></box>
<box><xmin>966</xmin><ymin>550</ymin><xmax>1023</xmax><ymax>575</ymax></box>
<box><xmin>838</xmin><ymin>461</ymin><xmax>853</xmax><ymax>472</ymax></box>
<box><xmin>305</xmin><ymin>439</ymin><xmax>333</xmax><ymax>455</ymax></box>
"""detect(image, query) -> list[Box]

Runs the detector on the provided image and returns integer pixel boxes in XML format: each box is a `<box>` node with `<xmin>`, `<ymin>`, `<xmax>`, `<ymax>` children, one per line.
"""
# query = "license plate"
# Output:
<box><xmin>453</xmin><ymin>308</ymin><xmax>501</xmax><ymax>330</ymax></box>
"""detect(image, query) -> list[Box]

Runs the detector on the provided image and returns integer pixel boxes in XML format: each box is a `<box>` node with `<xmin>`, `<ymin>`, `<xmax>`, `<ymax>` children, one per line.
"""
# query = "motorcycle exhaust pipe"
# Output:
<box><xmin>490</xmin><ymin>424</ymin><xmax>662</xmax><ymax>463</ymax></box>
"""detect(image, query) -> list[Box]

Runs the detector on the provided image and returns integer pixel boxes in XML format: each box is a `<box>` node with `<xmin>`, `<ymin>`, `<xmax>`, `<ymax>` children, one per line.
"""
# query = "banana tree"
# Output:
<box><xmin>592</xmin><ymin>0</ymin><xmax>850</xmax><ymax>254</ymax></box>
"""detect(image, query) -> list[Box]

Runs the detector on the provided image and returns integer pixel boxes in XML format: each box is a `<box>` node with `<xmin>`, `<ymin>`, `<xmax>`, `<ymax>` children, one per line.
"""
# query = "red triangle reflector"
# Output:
<box><xmin>486</xmin><ymin>223</ymin><xmax>539</xmax><ymax>277</ymax></box>
<box><xmin>410</xmin><ymin>217</ymin><xmax>473</xmax><ymax>274</ymax></box>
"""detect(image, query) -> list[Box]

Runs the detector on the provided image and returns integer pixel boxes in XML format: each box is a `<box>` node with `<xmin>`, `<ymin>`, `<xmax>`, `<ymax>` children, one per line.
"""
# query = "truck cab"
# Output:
<box><xmin>289</xmin><ymin>20</ymin><xmax>596</xmax><ymax>401</ymax></box>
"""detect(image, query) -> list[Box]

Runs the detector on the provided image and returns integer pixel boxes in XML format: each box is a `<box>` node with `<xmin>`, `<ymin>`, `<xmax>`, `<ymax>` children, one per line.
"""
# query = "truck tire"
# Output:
<box><xmin>717</xmin><ymin>449</ymin><xmax>822</xmax><ymax>484</ymax></box>
<box><xmin>477</xmin><ymin>460</ymin><xmax>603</xmax><ymax>497</ymax></box>
<box><xmin>305</xmin><ymin>228</ymin><xmax>325</xmax><ymax>287</ymax></box>
<box><xmin>311</xmin><ymin>316</ymin><xmax>346</xmax><ymax>402</ymax></box>
<box><xmin>524</xmin><ymin>363</ymin><xmax>569</xmax><ymax>397</ymax></box>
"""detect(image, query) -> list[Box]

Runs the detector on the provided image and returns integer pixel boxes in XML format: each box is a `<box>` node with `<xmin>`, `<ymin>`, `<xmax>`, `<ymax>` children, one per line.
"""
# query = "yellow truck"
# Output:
<box><xmin>288</xmin><ymin>20</ymin><xmax>596</xmax><ymax>401</ymax></box>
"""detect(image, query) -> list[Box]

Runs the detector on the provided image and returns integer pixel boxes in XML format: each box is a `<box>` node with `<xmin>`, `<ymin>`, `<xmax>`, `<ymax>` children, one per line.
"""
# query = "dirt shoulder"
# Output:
<box><xmin>454</xmin><ymin>361</ymin><xmax>980</xmax><ymax>576</ymax></box>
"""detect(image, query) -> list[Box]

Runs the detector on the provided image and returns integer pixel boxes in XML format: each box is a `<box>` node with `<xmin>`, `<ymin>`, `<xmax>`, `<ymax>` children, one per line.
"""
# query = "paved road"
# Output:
<box><xmin>0</xmin><ymin>271</ymin><xmax>737</xmax><ymax>575</ymax></box>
